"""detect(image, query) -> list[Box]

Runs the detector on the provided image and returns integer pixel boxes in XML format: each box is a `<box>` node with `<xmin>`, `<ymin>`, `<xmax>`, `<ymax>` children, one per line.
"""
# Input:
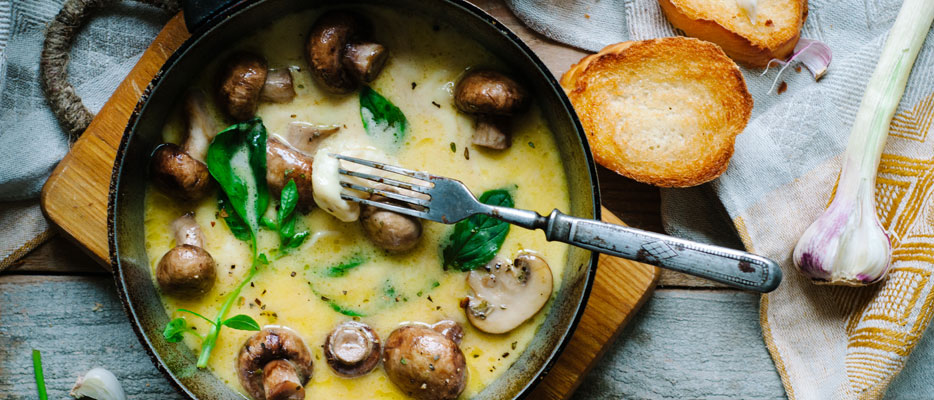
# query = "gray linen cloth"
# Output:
<box><xmin>0</xmin><ymin>0</ymin><xmax>167</xmax><ymax>268</ymax></box>
<box><xmin>507</xmin><ymin>0</ymin><xmax>934</xmax><ymax>398</ymax></box>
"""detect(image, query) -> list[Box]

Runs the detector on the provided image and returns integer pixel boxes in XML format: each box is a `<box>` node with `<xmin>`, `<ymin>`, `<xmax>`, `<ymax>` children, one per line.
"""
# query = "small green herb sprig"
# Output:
<box><xmin>262</xmin><ymin>179</ymin><xmax>310</xmax><ymax>256</ymax></box>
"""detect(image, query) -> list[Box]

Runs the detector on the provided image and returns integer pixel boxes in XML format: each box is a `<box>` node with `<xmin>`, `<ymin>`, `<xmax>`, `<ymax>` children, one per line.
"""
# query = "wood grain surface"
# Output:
<box><xmin>35</xmin><ymin>4</ymin><xmax>660</xmax><ymax>400</ymax></box>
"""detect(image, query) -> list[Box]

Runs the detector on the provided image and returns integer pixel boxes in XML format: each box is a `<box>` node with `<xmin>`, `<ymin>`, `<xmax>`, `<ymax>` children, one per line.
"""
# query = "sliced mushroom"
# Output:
<box><xmin>267</xmin><ymin>136</ymin><xmax>315</xmax><ymax>211</ymax></box>
<box><xmin>306</xmin><ymin>11</ymin><xmax>387</xmax><ymax>94</ymax></box>
<box><xmin>260</xmin><ymin>68</ymin><xmax>297</xmax><ymax>103</ymax></box>
<box><xmin>156</xmin><ymin>213</ymin><xmax>216</xmax><ymax>297</ymax></box>
<box><xmin>359</xmin><ymin>192</ymin><xmax>422</xmax><ymax>252</ymax></box>
<box><xmin>324</xmin><ymin>321</ymin><xmax>381</xmax><ymax>377</ymax></box>
<box><xmin>150</xmin><ymin>92</ymin><xmax>216</xmax><ymax>201</ymax></box>
<box><xmin>453</xmin><ymin>70</ymin><xmax>529</xmax><ymax>150</ymax></box>
<box><xmin>383</xmin><ymin>324</ymin><xmax>467</xmax><ymax>400</ymax></box>
<box><xmin>285</xmin><ymin>122</ymin><xmax>340</xmax><ymax>155</ymax></box>
<box><xmin>217</xmin><ymin>52</ymin><xmax>268</xmax><ymax>121</ymax></box>
<box><xmin>237</xmin><ymin>327</ymin><xmax>314</xmax><ymax>400</ymax></box>
<box><xmin>463</xmin><ymin>253</ymin><xmax>553</xmax><ymax>334</ymax></box>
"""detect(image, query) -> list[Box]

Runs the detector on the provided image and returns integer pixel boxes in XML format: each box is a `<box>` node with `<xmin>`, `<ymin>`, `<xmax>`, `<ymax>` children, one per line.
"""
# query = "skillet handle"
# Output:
<box><xmin>183</xmin><ymin>0</ymin><xmax>243</xmax><ymax>32</ymax></box>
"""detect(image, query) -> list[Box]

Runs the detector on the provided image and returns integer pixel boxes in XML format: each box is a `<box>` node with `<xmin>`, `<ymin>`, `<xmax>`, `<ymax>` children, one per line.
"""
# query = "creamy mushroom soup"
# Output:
<box><xmin>145</xmin><ymin>7</ymin><xmax>571</xmax><ymax>399</ymax></box>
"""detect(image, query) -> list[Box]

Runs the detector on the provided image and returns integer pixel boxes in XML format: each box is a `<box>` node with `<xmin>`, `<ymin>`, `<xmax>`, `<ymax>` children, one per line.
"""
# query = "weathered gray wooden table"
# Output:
<box><xmin>4</xmin><ymin>1</ymin><xmax>934</xmax><ymax>399</ymax></box>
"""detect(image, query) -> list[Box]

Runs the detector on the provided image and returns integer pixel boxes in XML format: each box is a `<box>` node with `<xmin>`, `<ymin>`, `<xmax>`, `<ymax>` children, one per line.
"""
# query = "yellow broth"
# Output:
<box><xmin>145</xmin><ymin>8</ymin><xmax>571</xmax><ymax>399</ymax></box>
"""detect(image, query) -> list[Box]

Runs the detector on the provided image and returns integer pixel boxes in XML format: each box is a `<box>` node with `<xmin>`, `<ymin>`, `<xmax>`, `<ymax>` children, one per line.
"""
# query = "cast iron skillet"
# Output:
<box><xmin>109</xmin><ymin>0</ymin><xmax>600</xmax><ymax>398</ymax></box>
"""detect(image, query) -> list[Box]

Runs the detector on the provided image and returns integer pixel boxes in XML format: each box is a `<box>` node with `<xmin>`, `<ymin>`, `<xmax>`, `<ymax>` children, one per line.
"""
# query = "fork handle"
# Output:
<box><xmin>493</xmin><ymin>207</ymin><xmax>782</xmax><ymax>292</ymax></box>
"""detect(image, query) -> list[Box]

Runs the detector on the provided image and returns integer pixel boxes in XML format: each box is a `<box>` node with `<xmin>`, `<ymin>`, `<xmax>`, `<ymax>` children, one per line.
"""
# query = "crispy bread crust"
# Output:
<box><xmin>659</xmin><ymin>0</ymin><xmax>808</xmax><ymax>67</ymax></box>
<box><xmin>561</xmin><ymin>38</ymin><xmax>753</xmax><ymax>188</ymax></box>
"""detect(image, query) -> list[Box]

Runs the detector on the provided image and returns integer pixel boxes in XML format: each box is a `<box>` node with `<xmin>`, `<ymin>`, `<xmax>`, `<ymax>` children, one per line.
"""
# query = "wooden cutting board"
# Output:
<box><xmin>39</xmin><ymin>10</ymin><xmax>659</xmax><ymax>400</ymax></box>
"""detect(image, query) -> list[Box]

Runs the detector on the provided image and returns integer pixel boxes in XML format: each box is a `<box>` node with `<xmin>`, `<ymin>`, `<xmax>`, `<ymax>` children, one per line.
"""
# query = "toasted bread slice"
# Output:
<box><xmin>659</xmin><ymin>0</ymin><xmax>807</xmax><ymax>67</ymax></box>
<box><xmin>561</xmin><ymin>37</ymin><xmax>752</xmax><ymax>188</ymax></box>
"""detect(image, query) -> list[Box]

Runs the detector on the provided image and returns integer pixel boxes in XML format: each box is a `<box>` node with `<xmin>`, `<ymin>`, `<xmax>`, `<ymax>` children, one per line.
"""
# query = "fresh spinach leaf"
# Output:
<box><xmin>360</xmin><ymin>86</ymin><xmax>407</xmax><ymax>146</ymax></box>
<box><xmin>206</xmin><ymin>117</ymin><xmax>269</xmax><ymax>243</ymax></box>
<box><xmin>218</xmin><ymin>193</ymin><xmax>250</xmax><ymax>241</ymax></box>
<box><xmin>221</xmin><ymin>314</ymin><xmax>261</xmax><ymax>331</ymax></box>
<box><xmin>442</xmin><ymin>189</ymin><xmax>514</xmax><ymax>271</ymax></box>
<box><xmin>324</xmin><ymin>254</ymin><xmax>367</xmax><ymax>277</ymax></box>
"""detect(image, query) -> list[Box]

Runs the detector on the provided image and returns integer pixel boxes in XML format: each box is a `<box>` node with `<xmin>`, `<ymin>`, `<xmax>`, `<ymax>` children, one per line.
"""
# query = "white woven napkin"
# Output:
<box><xmin>0</xmin><ymin>0</ymin><xmax>166</xmax><ymax>269</ymax></box>
<box><xmin>507</xmin><ymin>0</ymin><xmax>934</xmax><ymax>398</ymax></box>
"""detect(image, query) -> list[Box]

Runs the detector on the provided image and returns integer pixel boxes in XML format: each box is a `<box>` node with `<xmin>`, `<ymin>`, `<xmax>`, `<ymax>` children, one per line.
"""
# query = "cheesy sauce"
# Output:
<box><xmin>145</xmin><ymin>8</ymin><xmax>571</xmax><ymax>399</ymax></box>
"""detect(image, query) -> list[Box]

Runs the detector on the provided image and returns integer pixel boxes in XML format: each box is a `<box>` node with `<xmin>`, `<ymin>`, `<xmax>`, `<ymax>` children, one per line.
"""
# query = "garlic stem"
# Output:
<box><xmin>792</xmin><ymin>0</ymin><xmax>934</xmax><ymax>285</ymax></box>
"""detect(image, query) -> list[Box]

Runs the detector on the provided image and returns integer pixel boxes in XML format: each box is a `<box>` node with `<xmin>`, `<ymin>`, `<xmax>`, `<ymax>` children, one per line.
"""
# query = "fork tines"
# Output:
<box><xmin>333</xmin><ymin>154</ymin><xmax>433</xmax><ymax>213</ymax></box>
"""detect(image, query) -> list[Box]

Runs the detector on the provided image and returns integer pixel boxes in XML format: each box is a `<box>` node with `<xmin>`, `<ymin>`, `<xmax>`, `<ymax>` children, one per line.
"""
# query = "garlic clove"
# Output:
<box><xmin>70</xmin><ymin>367</ymin><xmax>127</xmax><ymax>400</ymax></box>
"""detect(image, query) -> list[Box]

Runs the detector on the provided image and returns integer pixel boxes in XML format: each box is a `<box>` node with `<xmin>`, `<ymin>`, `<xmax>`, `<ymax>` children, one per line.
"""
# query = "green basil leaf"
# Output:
<box><xmin>286</xmin><ymin>231</ymin><xmax>309</xmax><ymax>250</ymax></box>
<box><xmin>206</xmin><ymin>118</ymin><xmax>270</xmax><ymax>241</ymax></box>
<box><xmin>442</xmin><ymin>189</ymin><xmax>514</xmax><ymax>271</ymax></box>
<box><xmin>218</xmin><ymin>193</ymin><xmax>251</xmax><ymax>241</ymax></box>
<box><xmin>261</xmin><ymin>216</ymin><xmax>278</xmax><ymax>231</ymax></box>
<box><xmin>279</xmin><ymin>214</ymin><xmax>296</xmax><ymax>242</ymax></box>
<box><xmin>163</xmin><ymin>318</ymin><xmax>190</xmax><ymax>343</ymax></box>
<box><xmin>278</xmin><ymin>180</ymin><xmax>299</xmax><ymax>225</ymax></box>
<box><xmin>221</xmin><ymin>314</ymin><xmax>261</xmax><ymax>331</ymax></box>
<box><xmin>360</xmin><ymin>86</ymin><xmax>407</xmax><ymax>146</ymax></box>
<box><xmin>324</xmin><ymin>254</ymin><xmax>367</xmax><ymax>277</ymax></box>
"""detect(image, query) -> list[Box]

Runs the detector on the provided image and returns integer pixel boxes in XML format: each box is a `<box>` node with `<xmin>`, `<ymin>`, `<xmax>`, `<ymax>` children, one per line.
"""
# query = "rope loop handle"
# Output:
<box><xmin>40</xmin><ymin>0</ymin><xmax>180</xmax><ymax>138</ymax></box>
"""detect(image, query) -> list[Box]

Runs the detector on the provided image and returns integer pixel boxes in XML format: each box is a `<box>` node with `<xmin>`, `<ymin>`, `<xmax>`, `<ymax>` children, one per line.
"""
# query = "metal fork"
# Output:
<box><xmin>335</xmin><ymin>154</ymin><xmax>782</xmax><ymax>293</ymax></box>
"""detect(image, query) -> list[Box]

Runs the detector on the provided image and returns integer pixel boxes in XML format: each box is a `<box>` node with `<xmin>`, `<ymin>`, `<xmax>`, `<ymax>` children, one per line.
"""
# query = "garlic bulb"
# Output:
<box><xmin>792</xmin><ymin>177</ymin><xmax>891</xmax><ymax>285</ymax></box>
<box><xmin>70</xmin><ymin>367</ymin><xmax>127</xmax><ymax>400</ymax></box>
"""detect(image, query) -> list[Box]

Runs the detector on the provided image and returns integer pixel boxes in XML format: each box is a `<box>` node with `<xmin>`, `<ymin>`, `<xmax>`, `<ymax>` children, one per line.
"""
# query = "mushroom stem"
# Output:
<box><xmin>171</xmin><ymin>212</ymin><xmax>205</xmax><ymax>248</ymax></box>
<box><xmin>181</xmin><ymin>91</ymin><xmax>216</xmax><ymax>163</ymax></box>
<box><xmin>343</xmin><ymin>42</ymin><xmax>388</xmax><ymax>83</ymax></box>
<box><xmin>263</xmin><ymin>360</ymin><xmax>305</xmax><ymax>400</ymax></box>
<box><xmin>260</xmin><ymin>69</ymin><xmax>297</xmax><ymax>103</ymax></box>
<box><xmin>471</xmin><ymin>116</ymin><xmax>510</xmax><ymax>150</ymax></box>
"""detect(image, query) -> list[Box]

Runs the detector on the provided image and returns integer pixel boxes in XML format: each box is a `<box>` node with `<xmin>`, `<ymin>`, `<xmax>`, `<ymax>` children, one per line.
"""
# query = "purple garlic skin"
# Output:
<box><xmin>792</xmin><ymin>186</ymin><xmax>892</xmax><ymax>286</ymax></box>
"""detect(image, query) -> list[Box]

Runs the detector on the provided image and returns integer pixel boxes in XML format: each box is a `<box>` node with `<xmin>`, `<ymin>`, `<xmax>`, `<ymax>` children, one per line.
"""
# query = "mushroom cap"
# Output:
<box><xmin>150</xmin><ymin>143</ymin><xmax>213</xmax><ymax>202</ymax></box>
<box><xmin>266</xmin><ymin>136</ymin><xmax>316</xmax><ymax>211</ymax></box>
<box><xmin>464</xmin><ymin>253</ymin><xmax>554</xmax><ymax>334</ymax></box>
<box><xmin>217</xmin><ymin>52</ymin><xmax>268</xmax><ymax>121</ymax></box>
<box><xmin>156</xmin><ymin>244</ymin><xmax>216</xmax><ymax>297</ymax></box>
<box><xmin>324</xmin><ymin>321</ymin><xmax>381</xmax><ymax>377</ymax></box>
<box><xmin>383</xmin><ymin>325</ymin><xmax>467</xmax><ymax>400</ymax></box>
<box><xmin>237</xmin><ymin>327</ymin><xmax>313</xmax><ymax>400</ymax></box>
<box><xmin>306</xmin><ymin>11</ymin><xmax>380</xmax><ymax>94</ymax></box>
<box><xmin>454</xmin><ymin>70</ymin><xmax>529</xmax><ymax>116</ymax></box>
<box><xmin>431</xmin><ymin>320</ymin><xmax>464</xmax><ymax>345</ymax></box>
<box><xmin>360</xmin><ymin>194</ymin><xmax>422</xmax><ymax>252</ymax></box>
